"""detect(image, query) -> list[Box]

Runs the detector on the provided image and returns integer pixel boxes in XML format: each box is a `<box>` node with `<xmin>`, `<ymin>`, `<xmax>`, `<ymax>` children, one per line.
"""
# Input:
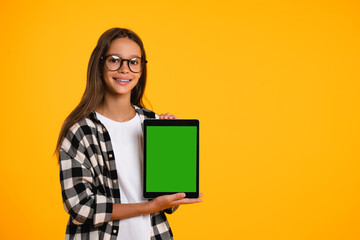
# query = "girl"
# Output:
<box><xmin>55</xmin><ymin>28</ymin><xmax>202</xmax><ymax>240</ymax></box>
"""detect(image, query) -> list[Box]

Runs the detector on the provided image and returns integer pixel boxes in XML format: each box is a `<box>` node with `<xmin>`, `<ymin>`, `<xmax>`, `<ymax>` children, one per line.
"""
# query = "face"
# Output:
<box><xmin>102</xmin><ymin>37</ymin><xmax>143</xmax><ymax>98</ymax></box>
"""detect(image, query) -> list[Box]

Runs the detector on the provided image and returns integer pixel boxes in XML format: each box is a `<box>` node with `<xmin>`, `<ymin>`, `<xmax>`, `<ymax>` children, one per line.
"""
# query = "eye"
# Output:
<box><xmin>130</xmin><ymin>58</ymin><xmax>140</xmax><ymax>65</ymax></box>
<box><xmin>107</xmin><ymin>55</ymin><xmax>121</xmax><ymax>63</ymax></box>
<box><xmin>109</xmin><ymin>58</ymin><xmax>119</xmax><ymax>63</ymax></box>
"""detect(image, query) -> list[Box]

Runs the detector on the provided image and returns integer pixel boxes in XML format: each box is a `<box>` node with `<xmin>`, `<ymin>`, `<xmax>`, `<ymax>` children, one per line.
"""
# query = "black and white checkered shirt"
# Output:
<box><xmin>59</xmin><ymin>105</ymin><xmax>175</xmax><ymax>240</ymax></box>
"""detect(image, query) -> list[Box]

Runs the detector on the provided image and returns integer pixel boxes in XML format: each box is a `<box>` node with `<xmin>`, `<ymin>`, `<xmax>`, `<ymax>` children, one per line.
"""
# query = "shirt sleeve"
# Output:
<box><xmin>163</xmin><ymin>206</ymin><xmax>179</xmax><ymax>214</ymax></box>
<box><xmin>59</xmin><ymin>147</ymin><xmax>113</xmax><ymax>227</ymax></box>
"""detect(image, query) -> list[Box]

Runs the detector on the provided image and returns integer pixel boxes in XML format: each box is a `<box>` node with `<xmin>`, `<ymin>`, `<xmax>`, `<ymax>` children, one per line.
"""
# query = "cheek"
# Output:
<box><xmin>133</xmin><ymin>74</ymin><xmax>141</xmax><ymax>84</ymax></box>
<box><xmin>105</xmin><ymin>71</ymin><xmax>115</xmax><ymax>81</ymax></box>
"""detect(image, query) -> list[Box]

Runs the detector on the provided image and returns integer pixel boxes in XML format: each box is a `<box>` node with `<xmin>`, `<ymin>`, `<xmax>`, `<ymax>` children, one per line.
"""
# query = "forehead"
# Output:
<box><xmin>106</xmin><ymin>38</ymin><xmax>142</xmax><ymax>57</ymax></box>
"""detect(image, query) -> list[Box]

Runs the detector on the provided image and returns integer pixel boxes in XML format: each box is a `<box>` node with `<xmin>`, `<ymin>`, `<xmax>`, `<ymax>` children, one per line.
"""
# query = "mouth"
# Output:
<box><xmin>113</xmin><ymin>78</ymin><xmax>132</xmax><ymax>82</ymax></box>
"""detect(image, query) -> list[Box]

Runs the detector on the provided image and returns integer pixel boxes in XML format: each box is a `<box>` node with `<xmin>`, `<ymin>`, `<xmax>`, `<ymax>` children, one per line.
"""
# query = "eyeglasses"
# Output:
<box><xmin>101</xmin><ymin>55</ymin><xmax>147</xmax><ymax>73</ymax></box>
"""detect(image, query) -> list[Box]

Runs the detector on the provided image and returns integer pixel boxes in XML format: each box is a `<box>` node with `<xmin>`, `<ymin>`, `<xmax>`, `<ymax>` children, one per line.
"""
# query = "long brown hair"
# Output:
<box><xmin>55</xmin><ymin>27</ymin><xmax>148</xmax><ymax>157</ymax></box>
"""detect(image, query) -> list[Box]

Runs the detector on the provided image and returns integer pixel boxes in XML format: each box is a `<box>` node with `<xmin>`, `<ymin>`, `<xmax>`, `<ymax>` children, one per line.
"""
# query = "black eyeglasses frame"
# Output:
<box><xmin>100</xmin><ymin>55</ymin><xmax>148</xmax><ymax>73</ymax></box>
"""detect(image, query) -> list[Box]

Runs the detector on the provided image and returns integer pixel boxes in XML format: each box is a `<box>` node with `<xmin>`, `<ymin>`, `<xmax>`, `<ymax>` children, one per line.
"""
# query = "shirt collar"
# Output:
<box><xmin>89</xmin><ymin>104</ymin><xmax>142</xmax><ymax>123</ymax></box>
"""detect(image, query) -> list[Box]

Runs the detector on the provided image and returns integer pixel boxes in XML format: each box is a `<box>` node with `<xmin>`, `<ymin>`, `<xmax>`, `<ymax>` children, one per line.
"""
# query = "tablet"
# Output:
<box><xmin>143</xmin><ymin>119</ymin><xmax>199</xmax><ymax>198</ymax></box>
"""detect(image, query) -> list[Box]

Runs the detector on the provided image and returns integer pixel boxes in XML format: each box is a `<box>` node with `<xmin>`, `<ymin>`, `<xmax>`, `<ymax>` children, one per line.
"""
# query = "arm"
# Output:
<box><xmin>60</xmin><ymin>149</ymin><xmax>201</xmax><ymax>224</ymax></box>
<box><xmin>60</xmin><ymin>150</ymin><xmax>113</xmax><ymax>227</ymax></box>
<box><xmin>110</xmin><ymin>193</ymin><xmax>202</xmax><ymax>220</ymax></box>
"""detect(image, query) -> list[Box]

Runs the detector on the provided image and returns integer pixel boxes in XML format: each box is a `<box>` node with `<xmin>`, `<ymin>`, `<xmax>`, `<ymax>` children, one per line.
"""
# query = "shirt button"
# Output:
<box><xmin>113</xmin><ymin>180</ymin><xmax>117</xmax><ymax>184</ymax></box>
<box><xmin>109</xmin><ymin>154</ymin><xmax>113</xmax><ymax>158</ymax></box>
<box><xmin>113</xmin><ymin>229</ymin><xmax>117</xmax><ymax>234</ymax></box>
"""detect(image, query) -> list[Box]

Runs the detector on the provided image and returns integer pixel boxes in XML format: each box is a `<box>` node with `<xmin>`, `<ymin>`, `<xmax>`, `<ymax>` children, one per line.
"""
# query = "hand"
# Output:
<box><xmin>148</xmin><ymin>193</ymin><xmax>204</xmax><ymax>213</ymax></box>
<box><xmin>159</xmin><ymin>113</ymin><xmax>178</xmax><ymax>119</ymax></box>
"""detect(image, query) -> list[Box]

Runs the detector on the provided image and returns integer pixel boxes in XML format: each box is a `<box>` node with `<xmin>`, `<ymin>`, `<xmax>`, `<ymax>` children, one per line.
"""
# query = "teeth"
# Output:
<box><xmin>115</xmin><ymin>78</ymin><xmax>131</xmax><ymax>82</ymax></box>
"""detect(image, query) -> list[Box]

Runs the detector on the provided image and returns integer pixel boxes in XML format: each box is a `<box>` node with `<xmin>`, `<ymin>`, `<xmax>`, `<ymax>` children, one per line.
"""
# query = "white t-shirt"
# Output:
<box><xmin>95</xmin><ymin>111</ymin><xmax>150</xmax><ymax>240</ymax></box>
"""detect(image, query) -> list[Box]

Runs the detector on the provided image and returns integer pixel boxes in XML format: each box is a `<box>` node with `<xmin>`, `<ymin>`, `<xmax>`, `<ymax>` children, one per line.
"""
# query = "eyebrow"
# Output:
<box><xmin>108</xmin><ymin>53</ymin><xmax>141</xmax><ymax>58</ymax></box>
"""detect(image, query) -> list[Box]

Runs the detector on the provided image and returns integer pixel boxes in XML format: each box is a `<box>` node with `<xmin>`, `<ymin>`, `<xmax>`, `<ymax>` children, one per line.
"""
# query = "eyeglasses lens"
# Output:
<box><xmin>105</xmin><ymin>56</ymin><xmax>143</xmax><ymax>73</ymax></box>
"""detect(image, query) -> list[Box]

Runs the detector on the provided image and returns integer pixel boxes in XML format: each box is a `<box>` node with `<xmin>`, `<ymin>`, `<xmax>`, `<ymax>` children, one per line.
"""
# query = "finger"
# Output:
<box><xmin>160</xmin><ymin>113</ymin><xmax>169</xmax><ymax>119</ymax></box>
<box><xmin>199</xmin><ymin>193</ymin><xmax>204</xmax><ymax>198</ymax></box>
<box><xmin>172</xmin><ymin>198</ymin><xmax>203</xmax><ymax>205</ymax></box>
<box><xmin>164</xmin><ymin>113</ymin><xmax>171</xmax><ymax>119</ymax></box>
<box><xmin>169</xmin><ymin>115</ymin><xmax>176</xmax><ymax>119</ymax></box>
<box><xmin>167</xmin><ymin>192</ymin><xmax>186</xmax><ymax>202</ymax></box>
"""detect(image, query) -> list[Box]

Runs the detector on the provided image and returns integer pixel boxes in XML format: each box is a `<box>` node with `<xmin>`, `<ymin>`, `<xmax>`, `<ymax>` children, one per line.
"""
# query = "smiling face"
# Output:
<box><xmin>102</xmin><ymin>37</ymin><xmax>143</xmax><ymax>98</ymax></box>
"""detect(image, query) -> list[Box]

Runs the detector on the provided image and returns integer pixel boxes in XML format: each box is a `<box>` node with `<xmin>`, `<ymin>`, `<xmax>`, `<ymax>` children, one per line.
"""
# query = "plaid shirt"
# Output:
<box><xmin>59</xmin><ymin>105</ymin><xmax>175</xmax><ymax>240</ymax></box>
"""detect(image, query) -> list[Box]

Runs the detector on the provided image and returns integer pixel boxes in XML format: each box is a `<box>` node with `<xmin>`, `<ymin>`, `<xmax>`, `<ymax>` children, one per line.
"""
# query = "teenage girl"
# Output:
<box><xmin>55</xmin><ymin>28</ymin><xmax>203</xmax><ymax>240</ymax></box>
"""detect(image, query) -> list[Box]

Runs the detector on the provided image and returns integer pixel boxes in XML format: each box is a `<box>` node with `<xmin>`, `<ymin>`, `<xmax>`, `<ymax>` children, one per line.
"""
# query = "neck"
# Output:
<box><xmin>95</xmin><ymin>92</ymin><xmax>136</xmax><ymax>122</ymax></box>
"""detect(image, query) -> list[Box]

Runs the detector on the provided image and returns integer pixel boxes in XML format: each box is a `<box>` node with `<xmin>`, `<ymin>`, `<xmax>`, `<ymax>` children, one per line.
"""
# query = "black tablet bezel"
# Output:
<box><xmin>143</xmin><ymin>119</ymin><xmax>199</xmax><ymax>199</ymax></box>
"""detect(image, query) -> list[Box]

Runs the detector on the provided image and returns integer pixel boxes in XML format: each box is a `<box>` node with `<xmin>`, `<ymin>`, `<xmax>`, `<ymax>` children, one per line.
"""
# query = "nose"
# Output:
<box><xmin>118</xmin><ymin>59</ymin><xmax>130</xmax><ymax>73</ymax></box>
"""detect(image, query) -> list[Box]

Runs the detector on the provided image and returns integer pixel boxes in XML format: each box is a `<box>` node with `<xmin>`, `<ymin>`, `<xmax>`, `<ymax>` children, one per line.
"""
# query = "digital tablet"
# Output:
<box><xmin>143</xmin><ymin>119</ymin><xmax>199</xmax><ymax>198</ymax></box>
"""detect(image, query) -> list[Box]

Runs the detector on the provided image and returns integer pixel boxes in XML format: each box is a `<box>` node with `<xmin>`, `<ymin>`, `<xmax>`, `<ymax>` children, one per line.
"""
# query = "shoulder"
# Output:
<box><xmin>133</xmin><ymin>105</ymin><xmax>159</xmax><ymax>119</ymax></box>
<box><xmin>60</xmin><ymin>113</ymin><xmax>100</xmax><ymax>154</ymax></box>
<box><xmin>68</xmin><ymin>114</ymin><xmax>98</xmax><ymax>139</ymax></box>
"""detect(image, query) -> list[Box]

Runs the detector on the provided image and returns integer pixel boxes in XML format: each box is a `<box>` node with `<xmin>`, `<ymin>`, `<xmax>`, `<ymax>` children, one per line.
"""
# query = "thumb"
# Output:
<box><xmin>169</xmin><ymin>193</ymin><xmax>186</xmax><ymax>201</ymax></box>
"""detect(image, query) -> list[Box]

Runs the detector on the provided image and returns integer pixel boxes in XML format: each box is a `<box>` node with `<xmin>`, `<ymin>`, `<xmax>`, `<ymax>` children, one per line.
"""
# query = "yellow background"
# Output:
<box><xmin>1</xmin><ymin>0</ymin><xmax>359</xmax><ymax>239</ymax></box>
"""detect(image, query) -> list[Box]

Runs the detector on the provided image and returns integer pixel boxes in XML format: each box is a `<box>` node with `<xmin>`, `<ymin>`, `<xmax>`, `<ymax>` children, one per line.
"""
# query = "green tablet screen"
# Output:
<box><xmin>146</xmin><ymin>126</ymin><xmax>197</xmax><ymax>192</ymax></box>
